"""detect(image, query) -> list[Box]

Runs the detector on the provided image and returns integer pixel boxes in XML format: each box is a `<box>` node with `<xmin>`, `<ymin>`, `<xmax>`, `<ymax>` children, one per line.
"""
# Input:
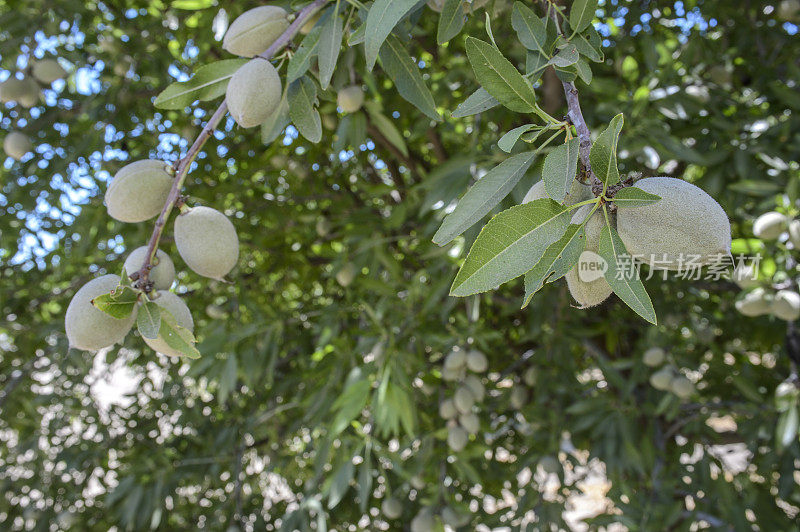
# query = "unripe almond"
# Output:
<box><xmin>381</xmin><ymin>497</ymin><xmax>403</xmax><ymax>520</ymax></box>
<box><xmin>642</xmin><ymin>347</ymin><xmax>666</xmax><ymax>367</ymax></box>
<box><xmin>65</xmin><ymin>275</ymin><xmax>137</xmax><ymax>351</ymax></box>
<box><xmin>523</xmin><ymin>367</ymin><xmax>537</xmax><ymax>387</ymax></box>
<box><xmin>789</xmin><ymin>220</ymin><xmax>800</xmax><ymax>248</ymax></box>
<box><xmin>439</xmin><ymin>399</ymin><xmax>457</xmax><ymax>420</ymax></box>
<box><xmin>105</xmin><ymin>159</ymin><xmax>173</xmax><ymax>223</ymax></box>
<box><xmin>465</xmin><ymin>349</ymin><xmax>487</xmax><ymax>372</ymax></box>
<box><xmin>567</xmin><ymin>204</ymin><xmax>612</xmax><ymax>308</ymax></box>
<box><xmin>223</xmin><ymin>6</ymin><xmax>289</xmax><ymax>58</ymax></box>
<box><xmin>463</xmin><ymin>374</ymin><xmax>485</xmax><ymax>402</ymax></box>
<box><xmin>123</xmin><ymin>246</ymin><xmax>175</xmax><ymax>291</ymax></box>
<box><xmin>0</xmin><ymin>76</ymin><xmax>38</xmax><ymax>104</ymax></box>
<box><xmin>3</xmin><ymin>131</ymin><xmax>33</xmax><ymax>161</ymax></box>
<box><xmin>731</xmin><ymin>264</ymin><xmax>759</xmax><ymax>289</ymax></box>
<box><xmin>510</xmin><ymin>386</ymin><xmax>528</xmax><ymax>409</ymax></box>
<box><xmin>447</xmin><ymin>425</ymin><xmax>469</xmax><ymax>451</ymax></box>
<box><xmin>410</xmin><ymin>509</ymin><xmax>436</xmax><ymax>532</ymax></box>
<box><xmin>441</xmin><ymin>364</ymin><xmax>465</xmax><ymax>382</ymax></box>
<box><xmin>444</xmin><ymin>349</ymin><xmax>466</xmax><ymax>371</ymax></box>
<box><xmin>459</xmin><ymin>412</ymin><xmax>480</xmax><ymax>434</ymax></box>
<box><xmin>335</xmin><ymin>262</ymin><xmax>357</xmax><ymax>287</ymax></box>
<box><xmin>143</xmin><ymin>291</ymin><xmax>194</xmax><ymax>357</ymax></box>
<box><xmin>617</xmin><ymin>177</ymin><xmax>731</xmax><ymax>270</ymax></box>
<box><xmin>753</xmin><ymin>211</ymin><xmax>788</xmax><ymax>240</ymax></box>
<box><xmin>337</xmin><ymin>85</ymin><xmax>364</xmax><ymax>113</ymax></box>
<box><xmin>453</xmin><ymin>386</ymin><xmax>475</xmax><ymax>413</ymax></box>
<box><xmin>566</xmin><ymin>268</ymin><xmax>613</xmax><ymax>308</ymax></box>
<box><xmin>771</xmin><ymin>290</ymin><xmax>800</xmax><ymax>321</ymax></box>
<box><xmin>523</xmin><ymin>179</ymin><xmax>592</xmax><ymax>206</ymax></box>
<box><xmin>32</xmin><ymin>59</ymin><xmax>67</xmax><ymax>84</ymax></box>
<box><xmin>669</xmin><ymin>375</ymin><xmax>694</xmax><ymax>399</ymax></box>
<box><xmin>226</xmin><ymin>59</ymin><xmax>282</xmax><ymax>128</ymax></box>
<box><xmin>735</xmin><ymin>287</ymin><xmax>773</xmax><ymax>317</ymax></box>
<box><xmin>649</xmin><ymin>367</ymin><xmax>673</xmax><ymax>391</ymax></box>
<box><xmin>174</xmin><ymin>206</ymin><xmax>239</xmax><ymax>280</ymax></box>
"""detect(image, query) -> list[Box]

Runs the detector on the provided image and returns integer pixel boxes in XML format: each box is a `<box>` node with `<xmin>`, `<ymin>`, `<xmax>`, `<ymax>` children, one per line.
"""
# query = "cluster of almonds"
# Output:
<box><xmin>733</xmin><ymin>210</ymin><xmax>800</xmax><ymax>321</ymax></box>
<box><xmin>524</xmin><ymin>176</ymin><xmax>732</xmax><ymax>309</ymax></box>
<box><xmin>65</xmin><ymin>159</ymin><xmax>239</xmax><ymax>355</ymax></box>
<box><xmin>439</xmin><ymin>348</ymin><xmax>487</xmax><ymax>451</ymax></box>
<box><xmin>221</xmin><ymin>6</ymin><xmax>363</xmax><ymax>130</ymax></box>
<box><xmin>1</xmin><ymin>58</ymin><xmax>67</xmax><ymax>160</ymax></box>
<box><xmin>644</xmin><ymin>347</ymin><xmax>695</xmax><ymax>399</ymax></box>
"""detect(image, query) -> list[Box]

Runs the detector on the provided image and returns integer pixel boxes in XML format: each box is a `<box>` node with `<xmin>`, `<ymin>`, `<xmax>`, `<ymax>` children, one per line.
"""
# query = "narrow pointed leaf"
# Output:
<box><xmin>379</xmin><ymin>35</ymin><xmax>440</xmax><ymax>121</ymax></box>
<box><xmin>550</xmin><ymin>43</ymin><xmax>579</xmax><ymax>67</ymax></box>
<box><xmin>569</xmin><ymin>0</ymin><xmax>598</xmax><ymax>33</ymax></box>
<box><xmin>365</xmin><ymin>102</ymin><xmax>408</xmax><ymax>156</ymax></box>
<box><xmin>434</xmin><ymin>151</ymin><xmax>539</xmax><ymax>245</ymax></box>
<box><xmin>136</xmin><ymin>301</ymin><xmax>161</xmax><ymax>339</ymax></box>
<box><xmin>438</xmin><ymin>0</ymin><xmax>466</xmax><ymax>44</ymax></box>
<box><xmin>452</xmin><ymin>87</ymin><xmax>499</xmax><ymax>118</ymax></box>
<box><xmin>465</xmin><ymin>37</ymin><xmax>537</xmax><ymax>113</ymax></box>
<box><xmin>288</xmin><ymin>77</ymin><xmax>322</xmax><ymax>143</ymax></box>
<box><xmin>153</xmin><ymin>59</ymin><xmax>248</xmax><ymax>109</ymax></box>
<box><xmin>590</xmin><ymin>113</ymin><xmax>624</xmax><ymax>185</ymax></box>
<box><xmin>450</xmin><ymin>199</ymin><xmax>571</xmax><ymax>296</ymax></box>
<box><xmin>612</xmin><ymin>187</ymin><xmax>661</xmax><ymax>208</ymax></box>
<box><xmin>542</xmin><ymin>137</ymin><xmax>580</xmax><ymax>203</ymax></box>
<box><xmin>318</xmin><ymin>5</ymin><xmax>343</xmax><ymax>90</ymax></box>
<box><xmin>159</xmin><ymin>313</ymin><xmax>201</xmax><ymax>359</ymax></box>
<box><xmin>91</xmin><ymin>285</ymin><xmax>138</xmax><ymax>319</ymax></box>
<box><xmin>364</xmin><ymin>0</ymin><xmax>419</xmax><ymax>71</ymax></box>
<box><xmin>511</xmin><ymin>2</ymin><xmax>549</xmax><ymax>54</ymax></box>
<box><xmin>522</xmin><ymin>223</ymin><xmax>586</xmax><ymax>307</ymax></box>
<box><xmin>597</xmin><ymin>223</ymin><xmax>657</xmax><ymax>324</ymax></box>
<box><xmin>261</xmin><ymin>96</ymin><xmax>290</xmax><ymax>145</ymax></box>
<box><xmin>287</xmin><ymin>26</ymin><xmax>321</xmax><ymax>83</ymax></box>
<box><xmin>498</xmin><ymin>124</ymin><xmax>537</xmax><ymax>153</ymax></box>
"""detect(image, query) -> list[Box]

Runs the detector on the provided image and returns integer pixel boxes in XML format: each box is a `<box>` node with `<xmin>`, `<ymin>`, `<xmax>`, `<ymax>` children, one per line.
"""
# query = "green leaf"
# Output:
<box><xmin>136</xmin><ymin>301</ymin><xmax>161</xmax><ymax>339</ymax></box>
<box><xmin>331</xmin><ymin>378</ymin><xmax>371</xmax><ymax>436</ymax></box>
<box><xmin>450</xmin><ymin>199</ymin><xmax>571</xmax><ymax>296</ymax></box>
<box><xmin>542</xmin><ymin>137</ymin><xmax>579</xmax><ymax>203</ymax></box>
<box><xmin>288</xmin><ymin>77</ymin><xmax>322</xmax><ymax>143</ymax></box>
<box><xmin>218</xmin><ymin>354</ymin><xmax>237</xmax><ymax>404</ymax></box>
<box><xmin>554</xmin><ymin>64</ymin><xmax>578</xmax><ymax>82</ymax></box>
<box><xmin>153</xmin><ymin>59</ymin><xmax>248</xmax><ymax>110</ymax></box>
<box><xmin>452</xmin><ymin>87</ymin><xmax>499</xmax><ymax>118</ymax></box>
<box><xmin>511</xmin><ymin>2</ymin><xmax>549</xmax><ymax>54</ymax></box>
<box><xmin>590</xmin><ymin>113</ymin><xmax>624</xmax><ymax>185</ymax></box>
<box><xmin>498</xmin><ymin>124</ymin><xmax>537</xmax><ymax>153</ymax></box>
<box><xmin>550</xmin><ymin>43</ymin><xmax>579</xmax><ymax>67</ymax></box>
<box><xmin>327</xmin><ymin>459</ymin><xmax>355</xmax><ymax>509</ymax></box>
<box><xmin>91</xmin><ymin>285</ymin><xmax>138</xmax><ymax>319</ymax></box>
<box><xmin>378</xmin><ymin>35</ymin><xmax>441</xmax><ymax>121</ymax></box>
<box><xmin>348</xmin><ymin>23</ymin><xmax>366</xmax><ymax>46</ymax></box>
<box><xmin>522</xmin><ymin>223</ymin><xmax>586</xmax><ymax>307</ymax></box>
<box><xmin>318</xmin><ymin>5</ymin><xmax>343</xmax><ymax>90</ymax></box>
<box><xmin>465</xmin><ymin>37</ymin><xmax>537</xmax><ymax>113</ymax></box>
<box><xmin>612</xmin><ymin>187</ymin><xmax>661</xmax><ymax>208</ymax></box>
<box><xmin>575</xmin><ymin>58</ymin><xmax>593</xmax><ymax>84</ymax></box>
<box><xmin>597</xmin><ymin>222</ymin><xmax>657</xmax><ymax>324</ymax></box>
<box><xmin>569</xmin><ymin>0</ymin><xmax>598</xmax><ymax>33</ymax></box>
<box><xmin>525</xmin><ymin>51</ymin><xmax>549</xmax><ymax>83</ymax></box>
<box><xmin>364</xmin><ymin>0</ymin><xmax>420</xmax><ymax>71</ymax></box>
<box><xmin>261</xmin><ymin>95</ymin><xmax>289</xmax><ymax>145</ymax></box>
<box><xmin>158</xmin><ymin>312</ymin><xmax>201</xmax><ymax>359</ymax></box>
<box><xmin>438</xmin><ymin>0</ymin><xmax>465</xmax><ymax>44</ymax></box>
<box><xmin>776</xmin><ymin>404</ymin><xmax>799</xmax><ymax>450</ymax></box>
<box><xmin>287</xmin><ymin>26</ymin><xmax>321</xmax><ymax>84</ymax></box>
<box><xmin>364</xmin><ymin>102</ymin><xmax>408</xmax><ymax>157</ymax></box>
<box><xmin>571</xmin><ymin>29</ymin><xmax>603</xmax><ymax>62</ymax></box>
<box><xmin>433</xmin><ymin>151</ymin><xmax>539</xmax><ymax>246</ymax></box>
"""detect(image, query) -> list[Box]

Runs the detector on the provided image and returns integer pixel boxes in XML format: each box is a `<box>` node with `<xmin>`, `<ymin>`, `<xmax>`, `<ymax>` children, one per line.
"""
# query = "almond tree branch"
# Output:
<box><xmin>545</xmin><ymin>5</ymin><xmax>604</xmax><ymax>196</ymax></box>
<box><xmin>136</xmin><ymin>0</ymin><xmax>330</xmax><ymax>290</ymax></box>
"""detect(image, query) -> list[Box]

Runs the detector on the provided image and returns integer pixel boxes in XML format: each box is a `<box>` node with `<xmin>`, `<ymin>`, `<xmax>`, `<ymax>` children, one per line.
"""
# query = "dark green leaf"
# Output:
<box><xmin>153</xmin><ymin>59</ymin><xmax>248</xmax><ymax>110</ymax></box>
<box><xmin>452</xmin><ymin>87</ymin><xmax>499</xmax><ymax>118</ymax></box>
<box><xmin>542</xmin><ymin>137</ymin><xmax>579</xmax><ymax>203</ymax></box>
<box><xmin>318</xmin><ymin>5</ymin><xmax>343</xmax><ymax>90</ymax></box>
<box><xmin>465</xmin><ymin>37</ymin><xmax>537</xmax><ymax>113</ymax></box>
<box><xmin>438</xmin><ymin>0</ymin><xmax>465</xmax><ymax>45</ymax></box>
<box><xmin>569</xmin><ymin>0</ymin><xmax>598</xmax><ymax>33</ymax></box>
<box><xmin>364</xmin><ymin>0</ymin><xmax>420</xmax><ymax>71</ymax></box>
<box><xmin>590</xmin><ymin>113</ymin><xmax>624</xmax><ymax>185</ymax></box>
<box><xmin>522</xmin><ymin>223</ymin><xmax>586</xmax><ymax>307</ymax></box>
<box><xmin>379</xmin><ymin>35</ymin><xmax>441</xmax><ymax>121</ymax></box>
<box><xmin>511</xmin><ymin>2</ymin><xmax>549</xmax><ymax>54</ymax></box>
<box><xmin>288</xmin><ymin>77</ymin><xmax>322</xmax><ymax>143</ymax></box>
<box><xmin>612</xmin><ymin>187</ymin><xmax>661</xmax><ymax>208</ymax></box>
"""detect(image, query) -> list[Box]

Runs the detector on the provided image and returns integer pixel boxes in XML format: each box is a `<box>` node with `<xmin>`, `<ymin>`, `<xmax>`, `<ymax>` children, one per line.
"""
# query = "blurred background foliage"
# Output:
<box><xmin>1</xmin><ymin>0</ymin><xmax>799</xmax><ymax>530</ymax></box>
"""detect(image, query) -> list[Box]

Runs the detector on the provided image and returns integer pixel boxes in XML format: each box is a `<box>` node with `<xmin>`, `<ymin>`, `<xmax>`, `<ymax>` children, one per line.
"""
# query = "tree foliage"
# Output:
<box><xmin>1</xmin><ymin>0</ymin><xmax>800</xmax><ymax>530</ymax></box>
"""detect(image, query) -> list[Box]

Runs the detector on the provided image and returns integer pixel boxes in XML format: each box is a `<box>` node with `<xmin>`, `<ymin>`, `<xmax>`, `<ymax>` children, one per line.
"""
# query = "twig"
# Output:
<box><xmin>545</xmin><ymin>6</ymin><xmax>603</xmax><ymax>197</ymax></box>
<box><xmin>136</xmin><ymin>0</ymin><xmax>330</xmax><ymax>290</ymax></box>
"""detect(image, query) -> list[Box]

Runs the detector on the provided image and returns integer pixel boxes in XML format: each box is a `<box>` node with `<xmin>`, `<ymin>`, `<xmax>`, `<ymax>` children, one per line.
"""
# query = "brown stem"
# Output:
<box><xmin>135</xmin><ymin>0</ymin><xmax>330</xmax><ymax>290</ymax></box>
<box><xmin>545</xmin><ymin>5</ymin><xmax>603</xmax><ymax>196</ymax></box>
